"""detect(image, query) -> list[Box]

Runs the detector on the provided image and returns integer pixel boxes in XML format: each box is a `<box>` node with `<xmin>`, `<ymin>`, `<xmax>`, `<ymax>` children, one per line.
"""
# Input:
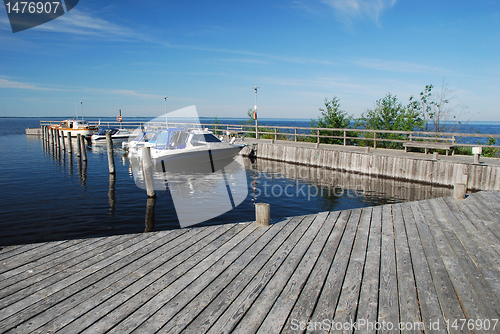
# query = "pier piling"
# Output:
<box><xmin>255</xmin><ymin>203</ymin><xmax>270</xmax><ymax>226</ymax></box>
<box><xmin>80</xmin><ymin>134</ymin><xmax>87</xmax><ymax>161</ymax></box>
<box><xmin>67</xmin><ymin>132</ymin><xmax>72</xmax><ymax>154</ymax></box>
<box><xmin>106</xmin><ymin>133</ymin><xmax>116</xmax><ymax>174</ymax></box>
<box><xmin>142</xmin><ymin>146</ymin><xmax>156</xmax><ymax>198</ymax></box>
<box><xmin>76</xmin><ymin>134</ymin><xmax>82</xmax><ymax>157</ymax></box>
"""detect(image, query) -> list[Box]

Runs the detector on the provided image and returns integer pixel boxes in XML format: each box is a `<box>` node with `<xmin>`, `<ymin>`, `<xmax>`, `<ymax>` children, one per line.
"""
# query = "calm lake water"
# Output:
<box><xmin>2</xmin><ymin>117</ymin><xmax>498</xmax><ymax>246</ymax></box>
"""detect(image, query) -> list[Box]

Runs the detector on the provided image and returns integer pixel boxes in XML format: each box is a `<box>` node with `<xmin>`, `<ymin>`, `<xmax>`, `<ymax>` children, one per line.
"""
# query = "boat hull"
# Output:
<box><xmin>153</xmin><ymin>146</ymin><xmax>242</xmax><ymax>173</ymax></box>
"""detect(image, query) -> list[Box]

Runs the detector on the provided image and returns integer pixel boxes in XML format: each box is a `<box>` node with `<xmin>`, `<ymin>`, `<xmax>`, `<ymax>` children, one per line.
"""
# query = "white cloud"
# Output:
<box><xmin>0</xmin><ymin>77</ymin><xmax>56</xmax><ymax>90</ymax></box>
<box><xmin>34</xmin><ymin>9</ymin><xmax>148</xmax><ymax>41</ymax></box>
<box><xmin>320</xmin><ymin>0</ymin><xmax>398</xmax><ymax>27</ymax></box>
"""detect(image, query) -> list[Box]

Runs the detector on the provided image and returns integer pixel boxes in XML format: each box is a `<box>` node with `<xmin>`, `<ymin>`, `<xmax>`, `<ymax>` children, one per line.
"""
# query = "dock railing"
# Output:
<box><xmin>39</xmin><ymin>120</ymin><xmax>500</xmax><ymax>152</ymax></box>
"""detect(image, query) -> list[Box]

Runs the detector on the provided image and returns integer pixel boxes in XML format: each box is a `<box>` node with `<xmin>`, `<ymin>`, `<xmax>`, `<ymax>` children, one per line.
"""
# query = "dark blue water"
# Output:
<box><xmin>1</xmin><ymin>117</ymin><xmax>497</xmax><ymax>246</ymax></box>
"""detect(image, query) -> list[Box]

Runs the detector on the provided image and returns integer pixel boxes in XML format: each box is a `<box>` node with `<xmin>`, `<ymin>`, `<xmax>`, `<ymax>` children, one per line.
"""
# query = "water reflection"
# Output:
<box><xmin>251</xmin><ymin>159</ymin><xmax>453</xmax><ymax>207</ymax></box>
<box><xmin>109</xmin><ymin>174</ymin><xmax>116</xmax><ymax>215</ymax></box>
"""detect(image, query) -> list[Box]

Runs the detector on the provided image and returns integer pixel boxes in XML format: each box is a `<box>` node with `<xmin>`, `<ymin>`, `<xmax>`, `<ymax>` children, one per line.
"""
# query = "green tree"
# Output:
<box><xmin>311</xmin><ymin>97</ymin><xmax>355</xmax><ymax>145</ymax></box>
<box><xmin>356</xmin><ymin>93</ymin><xmax>424</xmax><ymax>149</ymax></box>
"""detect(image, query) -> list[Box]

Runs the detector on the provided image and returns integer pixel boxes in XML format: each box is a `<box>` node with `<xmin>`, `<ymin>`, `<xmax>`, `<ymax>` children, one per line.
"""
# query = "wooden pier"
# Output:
<box><xmin>1</xmin><ymin>191</ymin><xmax>500</xmax><ymax>333</ymax></box>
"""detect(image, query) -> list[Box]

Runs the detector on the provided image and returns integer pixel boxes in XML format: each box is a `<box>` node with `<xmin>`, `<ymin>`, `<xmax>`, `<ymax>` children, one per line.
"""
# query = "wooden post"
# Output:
<box><xmin>373</xmin><ymin>132</ymin><xmax>377</xmax><ymax>149</ymax></box>
<box><xmin>255</xmin><ymin>203</ymin><xmax>270</xmax><ymax>226</ymax></box>
<box><xmin>344</xmin><ymin>130</ymin><xmax>347</xmax><ymax>146</ymax></box>
<box><xmin>61</xmin><ymin>131</ymin><xmax>66</xmax><ymax>151</ymax></box>
<box><xmin>316</xmin><ymin>129</ymin><xmax>320</xmax><ymax>148</ymax></box>
<box><xmin>55</xmin><ymin>129</ymin><xmax>60</xmax><ymax>148</ymax></box>
<box><xmin>50</xmin><ymin>128</ymin><xmax>55</xmax><ymax>146</ymax></box>
<box><xmin>142</xmin><ymin>146</ymin><xmax>156</xmax><ymax>197</ymax></box>
<box><xmin>106</xmin><ymin>132</ymin><xmax>116</xmax><ymax>174</ymax></box>
<box><xmin>67</xmin><ymin>132</ymin><xmax>72</xmax><ymax>154</ymax></box>
<box><xmin>76</xmin><ymin>134</ymin><xmax>82</xmax><ymax>157</ymax></box>
<box><xmin>453</xmin><ymin>183</ymin><xmax>466</xmax><ymax>199</ymax></box>
<box><xmin>80</xmin><ymin>134</ymin><xmax>87</xmax><ymax>161</ymax></box>
<box><xmin>365</xmin><ymin>147</ymin><xmax>370</xmax><ymax>154</ymax></box>
<box><xmin>274</xmin><ymin>127</ymin><xmax>277</xmax><ymax>141</ymax></box>
<box><xmin>294</xmin><ymin>128</ymin><xmax>297</xmax><ymax>142</ymax></box>
<box><xmin>144</xmin><ymin>197</ymin><xmax>156</xmax><ymax>232</ymax></box>
<box><xmin>433</xmin><ymin>152</ymin><xmax>439</xmax><ymax>160</ymax></box>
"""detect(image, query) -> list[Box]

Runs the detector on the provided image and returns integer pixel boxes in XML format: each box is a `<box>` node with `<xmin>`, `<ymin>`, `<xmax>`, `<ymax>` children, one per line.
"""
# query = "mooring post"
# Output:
<box><xmin>106</xmin><ymin>132</ymin><xmax>116</xmax><ymax>174</ymax></box>
<box><xmin>453</xmin><ymin>183</ymin><xmax>466</xmax><ymax>199</ymax></box>
<box><xmin>80</xmin><ymin>134</ymin><xmax>87</xmax><ymax>161</ymax></box>
<box><xmin>472</xmin><ymin>146</ymin><xmax>482</xmax><ymax>164</ymax></box>
<box><xmin>255</xmin><ymin>203</ymin><xmax>270</xmax><ymax>226</ymax></box>
<box><xmin>50</xmin><ymin>128</ymin><xmax>55</xmax><ymax>146</ymax></box>
<box><xmin>433</xmin><ymin>152</ymin><xmax>439</xmax><ymax>160</ymax></box>
<box><xmin>67</xmin><ymin>132</ymin><xmax>72</xmax><ymax>154</ymax></box>
<box><xmin>142</xmin><ymin>146</ymin><xmax>156</xmax><ymax>197</ymax></box>
<box><xmin>60</xmin><ymin>131</ymin><xmax>66</xmax><ymax>151</ymax></box>
<box><xmin>76</xmin><ymin>134</ymin><xmax>82</xmax><ymax>157</ymax></box>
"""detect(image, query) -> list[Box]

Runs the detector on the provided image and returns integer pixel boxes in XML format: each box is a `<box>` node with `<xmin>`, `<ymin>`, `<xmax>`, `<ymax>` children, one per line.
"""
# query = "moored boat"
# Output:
<box><xmin>49</xmin><ymin>119</ymin><xmax>97</xmax><ymax>136</ymax></box>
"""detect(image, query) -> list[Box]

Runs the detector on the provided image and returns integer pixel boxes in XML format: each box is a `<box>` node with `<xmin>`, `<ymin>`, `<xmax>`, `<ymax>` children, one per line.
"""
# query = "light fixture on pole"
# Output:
<box><xmin>164</xmin><ymin>96</ymin><xmax>169</xmax><ymax>128</ymax></box>
<box><xmin>253</xmin><ymin>86</ymin><xmax>259</xmax><ymax>139</ymax></box>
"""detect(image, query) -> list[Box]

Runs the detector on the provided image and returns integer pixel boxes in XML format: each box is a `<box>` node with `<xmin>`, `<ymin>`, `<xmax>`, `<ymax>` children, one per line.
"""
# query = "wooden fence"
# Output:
<box><xmin>39</xmin><ymin>120</ymin><xmax>500</xmax><ymax>151</ymax></box>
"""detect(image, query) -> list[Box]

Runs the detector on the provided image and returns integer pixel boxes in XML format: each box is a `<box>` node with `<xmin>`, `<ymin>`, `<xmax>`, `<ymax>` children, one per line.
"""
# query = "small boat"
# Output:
<box><xmin>49</xmin><ymin>119</ymin><xmax>97</xmax><ymax>136</ymax></box>
<box><xmin>91</xmin><ymin>127</ymin><xmax>138</xmax><ymax>145</ymax></box>
<box><xmin>139</xmin><ymin>128</ymin><xmax>243</xmax><ymax>173</ymax></box>
<box><xmin>122</xmin><ymin>131</ymin><xmax>155</xmax><ymax>153</ymax></box>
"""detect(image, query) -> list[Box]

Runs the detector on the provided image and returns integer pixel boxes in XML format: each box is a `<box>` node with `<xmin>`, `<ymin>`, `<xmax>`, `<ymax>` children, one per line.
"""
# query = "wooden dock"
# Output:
<box><xmin>1</xmin><ymin>191</ymin><xmax>500</xmax><ymax>333</ymax></box>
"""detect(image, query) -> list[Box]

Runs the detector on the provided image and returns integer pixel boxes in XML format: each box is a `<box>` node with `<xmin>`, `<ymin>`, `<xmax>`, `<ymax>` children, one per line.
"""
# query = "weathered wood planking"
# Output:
<box><xmin>1</xmin><ymin>191</ymin><xmax>500</xmax><ymax>333</ymax></box>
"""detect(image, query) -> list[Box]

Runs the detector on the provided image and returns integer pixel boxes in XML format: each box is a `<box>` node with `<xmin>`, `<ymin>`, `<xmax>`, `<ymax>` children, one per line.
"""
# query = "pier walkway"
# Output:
<box><xmin>1</xmin><ymin>191</ymin><xmax>500</xmax><ymax>333</ymax></box>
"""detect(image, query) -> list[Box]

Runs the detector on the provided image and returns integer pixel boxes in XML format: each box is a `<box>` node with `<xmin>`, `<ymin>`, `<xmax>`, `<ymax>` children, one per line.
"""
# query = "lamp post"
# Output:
<box><xmin>164</xmin><ymin>96</ymin><xmax>168</xmax><ymax>128</ymax></box>
<box><xmin>253</xmin><ymin>86</ymin><xmax>259</xmax><ymax>139</ymax></box>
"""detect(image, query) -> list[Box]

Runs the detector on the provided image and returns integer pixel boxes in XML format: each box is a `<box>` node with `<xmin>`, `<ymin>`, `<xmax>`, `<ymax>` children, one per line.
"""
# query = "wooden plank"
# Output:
<box><xmin>0</xmin><ymin>231</ymin><xmax>169</xmax><ymax>330</ymax></box>
<box><xmin>303</xmin><ymin>208</ymin><xmax>362</xmax><ymax>333</ymax></box>
<box><xmin>377</xmin><ymin>205</ymin><xmax>399</xmax><ymax>334</ymax></box>
<box><xmin>181</xmin><ymin>215</ymin><xmax>307</xmax><ymax>333</ymax></box>
<box><xmin>443</xmin><ymin>197</ymin><xmax>500</xmax><ymax>270</ymax></box>
<box><xmin>419</xmin><ymin>200</ymin><xmax>489</xmax><ymax>331</ymax></box>
<box><xmin>234</xmin><ymin>212</ymin><xmax>333</xmax><ymax>333</ymax></box>
<box><xmin>421</xmin><ymin>200</ymin><xmax>495</xmax><ymax>326</ymax></box>
<box><xmin>392</xmin><ymin>203</ymin><xmax>421</xmax><ymax>333</ymax></box>
<box><xmin>331</xmin><ymin>208</ymin><xmax>372</xmax><ymax>333</ymax></box>
<box><xmin>111</xmin><ymin>223</ymin><xmax>261</xmax><ymax>334</ymax></box>
<box><xmin>476</xmin><ymin>192</ymin><xmax>500</xmax><ymax>223</ymax></box>
<box><xmin>159</xmin><ymin>217</ymin><xmax>294</xmax><ymax>334</ymax></box>
<box><xmin>401</xmin><ymin>202</ymin><xmax>447</xmax><ymax>333</ymax></box>
<box><xmin>256</xmin><ymin>211</ymin><xmax>336</xmax><ymax>333</ymax></box>
<box><xmin>68</xmin><ymin>224</ymin><xmax>242</xmax><ymax>334</ymax></box>
<box><xmin>0</xmin><ymin>240</ymin><xmax>73</xmax><ymax>274</ymax></box>
<box><xmin>27</xmin><ymin>226</ymin><xmax>218</xmax><ymax>334</ymax></box>
<box><xmin>354</xmin><ymin>206</ymin><xmax>382</xmax><ymax>334</ymax></box>
<box><xmin>434</xmin><ymin>198</ymin><xmax>500</xmax><ymax>307</ymax></box>
<box><xmin>0</xmin><ymin>243</ymin><xmax>49</xmax><ymax>262</ymax></box>
<box><xmin>224</xmin><ymin>213</ymin><xmax>330</xmax><ymax>334</ymax></box>
<box><xmin>463</xmin><ymin>194</ymin><xmax>500</xmax><ymax>243</ymax></box>
<box><xmin>203</xmin><ymin>215</ymin><xmax>317</xmax><ymax>334</ymax></box>
<box><xmin>281</xmin><ymin>211</ymin><xmax>348</xmax><ymax>334</ymax></box>
<box><xmin>0</xmin><ymin>233</ymin><xmax>150</xmax><ymax>317</ymax></box>
<box><xmin>0</xmin><ymin>236</ymin><xmax>116</xmax><ymax>290</ymax></box>
<box><xmin>409</xmin><ymin>201</ymin><xmax>466</xmax><ymax>331</ymax></box>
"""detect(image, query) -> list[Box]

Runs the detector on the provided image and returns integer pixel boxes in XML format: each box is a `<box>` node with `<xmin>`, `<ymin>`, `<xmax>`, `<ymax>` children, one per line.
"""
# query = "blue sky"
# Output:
<box><xmin>0</xmin><ymin>0</ymin><xmax>499</xmax><ymax>120</ymax></box>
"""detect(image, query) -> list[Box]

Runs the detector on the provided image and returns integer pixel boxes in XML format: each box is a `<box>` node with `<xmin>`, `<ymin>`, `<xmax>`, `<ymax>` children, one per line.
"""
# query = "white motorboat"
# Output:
<box><xmin>122</xmin><ymin>131</ymin><xmax>155</xmax><ymax>153</ymax></box>
<box><xmin>49</xmin><ymin>119</ymin><xmax>97</xmax><ymax>136</ymax></box>
<box><xmin>91</xmin><ymin>127</ymin><xmax>138</xmax><ymax>145</ymax></box>
<box><xmin>144</xmin><ymin>128</ymin><xmax>243</xmax><ymax>173</ymax></box>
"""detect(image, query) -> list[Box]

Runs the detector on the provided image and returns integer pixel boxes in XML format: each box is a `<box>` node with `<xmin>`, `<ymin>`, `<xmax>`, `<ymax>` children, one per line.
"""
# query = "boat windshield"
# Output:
<box><xmin>169</xmin><ymin>131</ymin><xmax>189</xmax><ymax>147</ymax></box>
<box><xmin>96</xmin><ymin>128</ymin><xmax>119</xmax><ymax>135</ymax></box>
<box><xmin>190</xmin><ymin>133</ymin><xmax>221</xmax><ymax>146</ymax></box>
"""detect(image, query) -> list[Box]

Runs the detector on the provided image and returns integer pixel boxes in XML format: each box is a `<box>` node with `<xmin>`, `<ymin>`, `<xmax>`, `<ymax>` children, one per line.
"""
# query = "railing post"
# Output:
<box><xmin>373</xmin><ymin>132</ymin><xmax>377</xmax><ymax>149</ymax></box>
<box><xmin>316</xmin><ymin>129</ymin><xmax>320</xmax><ymax>148</ymax></box>
<box><xmin>343</xmin><ymin>130</ymin><xmax>346</xmax><ymax>146</ymax></box>
<box><xmin>274</xmin><ymin>127</ymin><xmax>277</xmax><ymax>141</ymax></box>
<box><xmin>294</xmin><ymin>128</ymin><xmax>297</xmax><ymax>142</ymax></box>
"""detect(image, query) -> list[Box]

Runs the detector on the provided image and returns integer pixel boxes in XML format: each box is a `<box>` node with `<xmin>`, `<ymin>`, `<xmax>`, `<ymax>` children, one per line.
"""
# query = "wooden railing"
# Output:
<box><xmin>39</xmin><ymin>120</ymin><xmax>500</xmax><ymax>151</ymax></box>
